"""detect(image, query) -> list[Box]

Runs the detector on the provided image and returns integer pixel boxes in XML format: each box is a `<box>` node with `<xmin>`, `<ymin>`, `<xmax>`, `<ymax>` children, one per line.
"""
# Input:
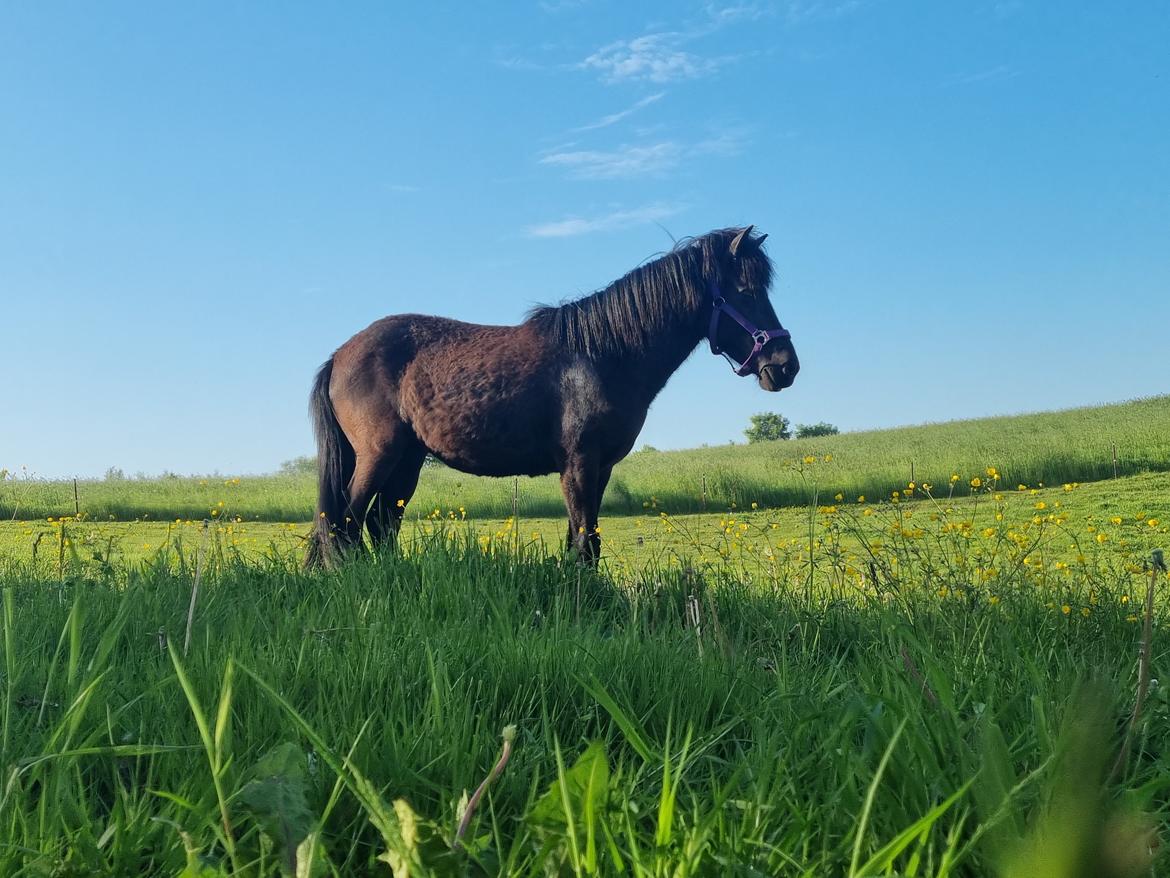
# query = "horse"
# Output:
<box><xmin>304</xmin><ymin>225</ymin><xmax>799</xmax><ymax>568</ymax></box>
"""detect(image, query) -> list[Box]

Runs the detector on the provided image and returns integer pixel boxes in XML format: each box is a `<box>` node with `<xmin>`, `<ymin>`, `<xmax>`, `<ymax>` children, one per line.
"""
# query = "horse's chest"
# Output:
<box><xmin>559</xmin><ymin>365</ymin><xmax>645</xmax><ymax>458</ymax></box>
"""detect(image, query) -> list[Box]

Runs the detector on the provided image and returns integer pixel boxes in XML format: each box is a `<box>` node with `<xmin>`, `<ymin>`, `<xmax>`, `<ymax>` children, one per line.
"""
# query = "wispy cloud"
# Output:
<box><xmin>540</xmin><ymin>131</ymin><xmax>747</xmax><ymax>180</ymax></box>
<box><xmin>704</xmin><ymin>3</ymin><xmax>769</xmax><ymax>26</ymax></box>
<box><xmin>573</xmin><ymin>93</ymin><xmax>666</xmax><ymax>132</ymax></box>
<box><xmin>526</xmin><ymin>203</ymin><xmax>684</xmax><ymax>238</ymax></box>
<box><xmin>948</xmin><ymin>64</ymin><xmax>1020</xmax><ymax>86</ymax></box>
<box><xmin>539</xmin><ymin>0</ymin><xmax>591</xmax><ymax>11</ymax></box>
<box><xmin>580</xmin><ymin>33</ymin><xmax>729</xmax><ymax>84</ymax></box>
<box><xmin>540</xmin><ymin>142</ymin><xmax>683</xmax><ymax>179</ymax></box>
<box><xmin>691</xmin><ymin>130</ymin><xmax>750</xmax><ymax>158</ymax></box>
<box><xmin>784</xmin><ymin>0</ymin><xmax>865</xmax><ymax>24</ymax></box>
<box><xmin>492</xmin><ymin>48</ymin><xmax>546</xmax><ymax>72</ymax></box>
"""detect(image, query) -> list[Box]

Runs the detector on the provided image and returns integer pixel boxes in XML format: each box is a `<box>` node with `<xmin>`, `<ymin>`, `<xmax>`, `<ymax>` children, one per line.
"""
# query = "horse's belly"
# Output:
<box><xmin>401</xmin><ymin>368</ymin><xmax>559</xmax><ymax>477</ymax></box>
<box><xmin>439</xmin><ymin>449</ymin><xmax>556</xmax><ymax>478</ymax></box>
<box><xmin>423</xmin><ymin>422</ymin><xmax>558</xmax><ymax>477</ymax></box>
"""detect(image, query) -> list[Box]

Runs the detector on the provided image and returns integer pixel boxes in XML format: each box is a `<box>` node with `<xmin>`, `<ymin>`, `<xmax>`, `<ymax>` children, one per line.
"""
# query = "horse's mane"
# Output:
<box><xmin>525</xmin><ymin>228</ymin><xmax>773</xmax><ymax>359</ymax></box>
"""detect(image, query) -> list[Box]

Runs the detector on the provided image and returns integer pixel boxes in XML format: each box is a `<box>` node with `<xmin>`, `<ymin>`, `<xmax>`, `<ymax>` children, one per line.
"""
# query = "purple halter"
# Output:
<box><xmin>707</xmin><ymin>280</ymin><xmax>791</xmax><ymax>377</ymax></box>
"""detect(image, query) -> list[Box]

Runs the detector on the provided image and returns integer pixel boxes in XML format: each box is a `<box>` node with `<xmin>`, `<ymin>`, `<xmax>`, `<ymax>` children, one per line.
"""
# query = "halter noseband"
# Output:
<box><xmin>707</xmin><ymin>280</ymin><xmax>790</xmax><ymax>377</ymax></box>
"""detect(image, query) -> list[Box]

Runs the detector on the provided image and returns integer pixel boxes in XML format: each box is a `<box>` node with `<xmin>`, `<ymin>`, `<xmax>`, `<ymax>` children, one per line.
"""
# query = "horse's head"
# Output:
<box><xmin>708</xmin><ymin>226</ymin><xmax>799</xmax><ymax>392</ymax></box>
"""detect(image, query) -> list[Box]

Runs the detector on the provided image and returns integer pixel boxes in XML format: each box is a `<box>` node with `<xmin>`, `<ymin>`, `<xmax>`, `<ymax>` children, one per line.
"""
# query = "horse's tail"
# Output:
<box><xmin>304</xmin><ymin>358</ymin><xmax>352</xmax><ymax>569</ymax></box>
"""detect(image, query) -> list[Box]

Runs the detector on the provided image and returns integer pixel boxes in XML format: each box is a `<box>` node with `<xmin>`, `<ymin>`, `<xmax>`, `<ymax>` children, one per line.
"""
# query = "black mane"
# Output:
<box><xmin>525</xmin><ymin>228</ymin><xmax>773</xmax><ymax>359</ymax></box>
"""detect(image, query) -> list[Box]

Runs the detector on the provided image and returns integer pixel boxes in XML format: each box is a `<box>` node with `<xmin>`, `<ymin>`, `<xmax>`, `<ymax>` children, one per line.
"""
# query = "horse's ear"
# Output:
<box><xmin>729</xmin><ymin>225</ymin><xmax>754</xmax><ymax>257</ymax></box>
<box><xmin>755</xmin><ymin>233</ymin><xmax>768</xmax><ymax>247</ymax></box>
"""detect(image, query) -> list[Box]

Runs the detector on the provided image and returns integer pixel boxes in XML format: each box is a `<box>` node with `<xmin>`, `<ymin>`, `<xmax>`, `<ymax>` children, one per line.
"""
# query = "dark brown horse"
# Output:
<box><xmin>305</xmin><ymin>226</ymin><xmax>798</xmax><ymax>567</ymax></box>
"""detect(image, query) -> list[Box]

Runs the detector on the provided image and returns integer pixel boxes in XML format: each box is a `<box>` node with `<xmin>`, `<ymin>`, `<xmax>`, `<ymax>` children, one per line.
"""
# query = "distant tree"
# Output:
<box><xmin>278</xmin><ymin>456</ymin><xmax>316</xmax><ymax>476</ymax></box>
<box><xmin>278</xmin><ymin>453</ymin><xmax>447</xmax><ymax>474</ymax></box>
<box><xmin>104</xmin><ymin>466</ymin><xmax>125</xmax><ymax>481</ymax></box>
<box><xmin>744</xmin><ymin>412</ymin><xmax>791</xmax><ymax>443</ymax></box>
<box><xmin>795</xmin><ymin>422</ymin><xmax>840</xmax><ymax>439</ymax></box>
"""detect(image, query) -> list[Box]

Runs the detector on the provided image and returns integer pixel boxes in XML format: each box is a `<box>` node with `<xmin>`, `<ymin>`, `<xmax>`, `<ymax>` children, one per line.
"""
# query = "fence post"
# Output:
<box><xmin>58</xmin><ymin>521</ymin><xmax>66</xmax><ymax>581</ymax></box>
<box><xmin>701</xmin><ymin>475</ymin><xmax>707</xmax><ymax>511</ymax></box>
<box><xmin>910</xmin><ymin>462</ymin><xmax>915</xmax><ymax>485</ymax></box>
<box><xmin>1112</xmin><ymin>443</ymin><xmax>1119</xmax><ymax>479</ymax></box>
<box><xmin>511</xmin><ymin>477</ymin><xmax>519</xmax><ymax>553</ymax></box>
<box><xmin>73</xmin><ymin>478</ymin><xmax>79</xmax><ymax>517</ymax></box>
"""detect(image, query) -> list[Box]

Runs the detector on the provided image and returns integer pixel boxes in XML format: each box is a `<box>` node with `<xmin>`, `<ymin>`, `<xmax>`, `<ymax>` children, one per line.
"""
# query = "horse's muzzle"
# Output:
<box><xmin>758</xmin><ymin>356</ymin><xmax>798</xmax><ymax>392</ymax></box>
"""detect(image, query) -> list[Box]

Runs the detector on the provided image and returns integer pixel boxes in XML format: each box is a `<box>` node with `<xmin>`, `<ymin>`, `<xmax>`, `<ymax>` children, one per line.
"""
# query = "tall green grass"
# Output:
<box><xmin>0</xmin><ymin>532</ymin><xmax>1165</xmax><ymax>875</ymax></box>
<box><xmin>4</xmin><ymin>395</ymin><xmax>1168</xmax><ymax>522</ymax></box>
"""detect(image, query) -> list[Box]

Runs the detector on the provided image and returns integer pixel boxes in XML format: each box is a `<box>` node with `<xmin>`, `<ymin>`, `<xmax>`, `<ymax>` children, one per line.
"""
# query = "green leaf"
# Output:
<box><xmin>152</xmin><ymin>818</ymin><xmax>229</xmax><ymax>878</ymax></box>
<box><xmin>238</xmin><ymin>742</ymin><xmax>315</xmax><ymax>876</ymax></box>
<box><xmin>528</xmin><ymin>741</ymin><xmax>611</xmax><ymax>873</ymax></box>
<box><xmin>579</xmin><ymin>676</ymin><xmax>657</xmax><ymax>764</ymax></box>
<box><xmin>971</xmin><ymin>716</ymin><xmax>1023</xmax><ymax>855</ymax></box>
<box><xmin>377</xmin><ymin>798</ymin><xmax>467</xmax><ymax>878</ymax></box>
<box><xmin>178</xmin><ymin>853</ymin><xmax>230</xmax><ymax>878</ymax></box>
<box><xmin>528</xmin><ymin>741</ymin><xmax>610</xmax><ymax>832</ymax></box>
<box><xmin>853</xmin><ymin>779</ymin><xmax>972</xmax><ymax>875</ymax></box>
<box><xmin>295</xmin><ymin>830</ymin><xmax>331</xmax><ymax>878</ymax></box>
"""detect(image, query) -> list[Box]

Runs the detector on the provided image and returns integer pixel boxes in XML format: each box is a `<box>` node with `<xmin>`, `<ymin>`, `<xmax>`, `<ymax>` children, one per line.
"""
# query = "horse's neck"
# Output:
<box><xmin>612</xmin><ymin>307</ymin><xmax>706</xmax><ymax>404</ymax></box>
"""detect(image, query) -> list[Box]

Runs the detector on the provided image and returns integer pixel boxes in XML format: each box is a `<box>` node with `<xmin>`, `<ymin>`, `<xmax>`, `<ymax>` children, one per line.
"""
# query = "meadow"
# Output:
<box><xmin>1</xmin><ymin>398</ymin><xmax>1168</xmax><ymax>876</ymax></box>
<box><xmin>3</xmin><ymin>395</ymin><xmax>1168</xmax><ymax>523</ymax></box>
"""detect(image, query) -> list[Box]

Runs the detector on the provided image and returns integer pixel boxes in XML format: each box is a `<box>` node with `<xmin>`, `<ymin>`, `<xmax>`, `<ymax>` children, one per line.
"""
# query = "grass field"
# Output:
<box><xmin>1</xmin><ymin>399</ymin><xmax>1168</xmax><ymax>875</ymax></box>
<box><xmin>2</xmin><ymin>469</ymin><xmax>1167</xmax><ymax>588</ymax></box>
<box><xmin>3</xmin><ymin>395</ymin><xmax>1168</xmax><ymax>523</ymax></box>
<box><xmin>0</xmin><ymin>517</ymin><xmax>1166</xmax><ymax>875</ymax></box>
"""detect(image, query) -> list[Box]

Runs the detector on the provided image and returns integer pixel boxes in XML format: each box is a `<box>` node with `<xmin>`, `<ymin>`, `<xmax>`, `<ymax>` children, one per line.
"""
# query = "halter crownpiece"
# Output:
<box><xmin>707</xmin><ymin>280</ymin><xmax>790</xmax><ymax>377</ymax></box>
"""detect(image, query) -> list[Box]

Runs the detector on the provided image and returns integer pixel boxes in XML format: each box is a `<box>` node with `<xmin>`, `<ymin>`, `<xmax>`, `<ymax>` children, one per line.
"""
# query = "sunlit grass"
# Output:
<box><xmin>3</xmin><ymin>395</ymin><xmax>1168</xmax><ymax>522</ymax></box>
<box><xmin>3</xmin><ymin>470</ymin><xmax>1166</xmax><ymax>598</ymax></box>
<box><xmin>0</xmin><ymin>518</ymin><xmax>1165</xmax><ymax>874</ymax></box>
<box><xmin>1</xmin><ymin>400</ymin><xmax>1167</xmax><ymax>873</ymax></box>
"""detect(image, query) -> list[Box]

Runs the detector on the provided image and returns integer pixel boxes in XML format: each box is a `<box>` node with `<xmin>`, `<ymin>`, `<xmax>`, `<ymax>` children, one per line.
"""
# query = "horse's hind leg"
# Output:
<box><xmin>367</xmin><ymin>443</ymin><xmax>427</xmax><ymax>550</ymax></box>
<box><xmin>343</xmin><ymin>426</ymin><xmax>416</xmax><ymax>549</ymax></box>
<box><xmin>343</xmin><ymin>455</ymin><xmax>395</xmax><ymax>549</ymax></box>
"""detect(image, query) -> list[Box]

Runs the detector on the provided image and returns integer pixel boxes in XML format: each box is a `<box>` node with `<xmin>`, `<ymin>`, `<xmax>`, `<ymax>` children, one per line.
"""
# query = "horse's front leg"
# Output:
<box><xmin>560</xmin><ymin>459</ymin><xmax>610</xmax><ymax>564</ymax></box>
<box><xmin>560</xmin><ymin>456</ymin><xmax>598</xmax><ymax>563</ymax></box>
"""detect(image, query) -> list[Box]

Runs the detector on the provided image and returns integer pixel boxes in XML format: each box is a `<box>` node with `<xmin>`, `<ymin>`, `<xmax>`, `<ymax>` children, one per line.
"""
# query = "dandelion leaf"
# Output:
<box><xmin>999</xmin><ymin>682</ymin><xmax>1155</xmax><ymax>878</ymax></box>
<box><xmin>528</xmin><ymin>741</ymin><xmax>610</xmax><ymax>831</ymax></box>
<box><xmin>376</xmin><ymin>798</ymin><xmax>467</xmax><ymax>878</ymax></box>
<box><xmin>972</xmin><ymin>715</ymin><xmax>1023</xmax><ymax>854</ymax></box>
<box><xmin>177</xmin><ymin>854</ymin><xmax>230</xmax><ymax>878</ymax></box>
<box><xmin>239</xmin><ymin>742</ymin><xmax>315</xmax><ymax>876</ymax></box>
<box><xmin>295</xmin><ymin>830</ymin><xmax>331</xmax><ymax>878</ymax></box>
<box><xmin>527</xmin><ymin>741</ymin><xmax>612</xmax><ymax>872</ymax></box>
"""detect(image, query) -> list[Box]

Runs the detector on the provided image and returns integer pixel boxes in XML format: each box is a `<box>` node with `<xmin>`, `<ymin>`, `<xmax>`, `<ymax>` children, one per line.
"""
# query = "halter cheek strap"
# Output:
<box><xmin>707</xmin><ymin>281</ymin><xmax>790</xmax><ymax>377</ymax></box>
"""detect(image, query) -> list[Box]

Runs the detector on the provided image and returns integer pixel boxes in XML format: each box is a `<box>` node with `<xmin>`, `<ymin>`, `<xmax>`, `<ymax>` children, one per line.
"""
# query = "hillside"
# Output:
<box><xmin>4</xmin><ymin>395</ymin><xmax>1168</xmax><ymax>522</ymax></box>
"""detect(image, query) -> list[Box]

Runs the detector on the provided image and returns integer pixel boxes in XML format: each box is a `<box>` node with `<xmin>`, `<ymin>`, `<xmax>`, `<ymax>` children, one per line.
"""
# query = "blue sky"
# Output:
<box><xmin>2</xmin><ymin>1</ymin><xmax>1167</xmax><ymax>478</ymax></box>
